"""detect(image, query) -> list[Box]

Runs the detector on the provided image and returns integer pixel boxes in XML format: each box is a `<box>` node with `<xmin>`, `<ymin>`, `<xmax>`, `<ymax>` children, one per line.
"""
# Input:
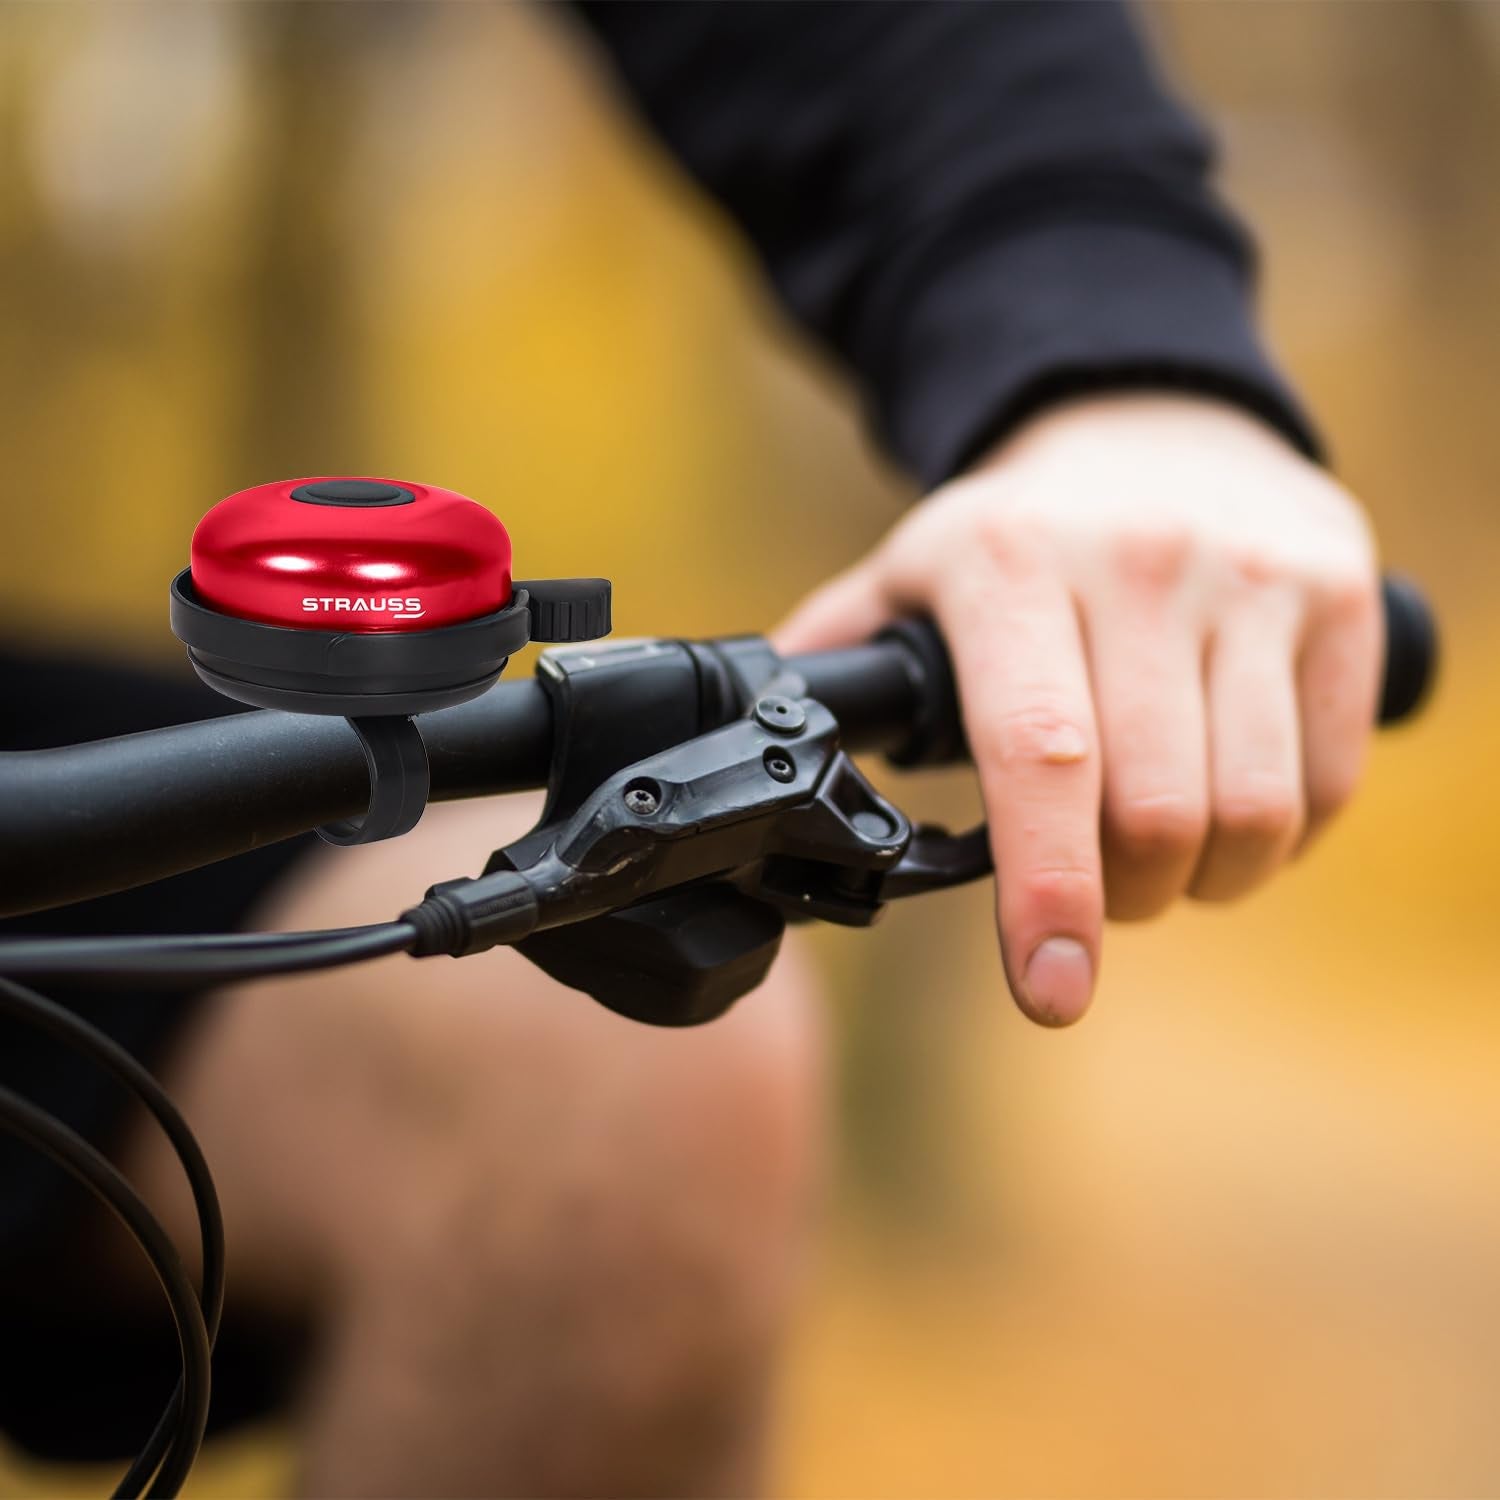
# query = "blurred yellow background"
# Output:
<box><xmin>2</xmin><ymin>3</ymin><xmax>1497</xmax><ymax>1496</ymax></box>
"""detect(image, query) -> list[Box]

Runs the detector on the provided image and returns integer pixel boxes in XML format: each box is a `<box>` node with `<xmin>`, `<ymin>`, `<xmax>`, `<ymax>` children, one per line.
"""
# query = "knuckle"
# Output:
<box><xmin>1109</xmin><ymin>524</ymin><xmax>1194</xmax><ymax>592</ymax></box>
<box><xmin>1222</xmin><ymin>544</ymin><xmax>1287</xmax><ymax>595</ymax></box>
<box><xmin>1214</xmin><ymin>783</ymin><xmax>1304</xmax><ymax>844</ymax></box>
<box><xmin>1234</xmin><ymin>552</ymin><xmax>1279</xmax><ymax>589</ymax></box>
<box><xmin>1108</xmin><ymin>792</ymin><xmax>1208</xmax><ymax>858</ymax></box>
<box><xmin>972</xmin><ymin>507</ymin><xmax>1050</xmax><ymax>576</ymax></box>
<box><xmin>1315</xmin><ymin>567</ymin><xmax>1379</xmax><ymax>628</ymax></box>
<box><xmin>1014</xmin><ymin>863</ymin><xmax>1099</xmax><ymax>923</ymax></box>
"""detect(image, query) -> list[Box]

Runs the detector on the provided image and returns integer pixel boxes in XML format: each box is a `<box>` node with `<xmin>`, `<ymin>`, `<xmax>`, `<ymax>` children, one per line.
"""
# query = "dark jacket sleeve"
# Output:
<box><xmin>569</xmin><ymin>0</ymin><xmax>1320</xmax><ymax>488</ymax></box>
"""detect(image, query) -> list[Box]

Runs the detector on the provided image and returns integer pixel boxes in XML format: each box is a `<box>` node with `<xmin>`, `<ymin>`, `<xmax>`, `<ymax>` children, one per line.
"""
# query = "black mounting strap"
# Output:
<box><xmin>318</xmin><ymin>715</ymin><xmax>431</xmax><ymax>846</ymax></box>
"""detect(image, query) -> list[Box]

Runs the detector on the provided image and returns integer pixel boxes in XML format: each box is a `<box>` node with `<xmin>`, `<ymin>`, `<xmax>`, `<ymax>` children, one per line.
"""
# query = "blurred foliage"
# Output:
<box><xmin>1</xmin><ymin>3</ymin><xmax>1497</xmax><ymax>1496</ymax></box>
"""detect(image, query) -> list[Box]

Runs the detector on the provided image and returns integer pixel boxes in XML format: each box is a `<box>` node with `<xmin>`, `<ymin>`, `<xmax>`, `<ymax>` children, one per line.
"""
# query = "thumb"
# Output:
<box><xmin>771</xmin><ymin>559</ymin><xmax>898</xmax><ymax>656</ymax></box>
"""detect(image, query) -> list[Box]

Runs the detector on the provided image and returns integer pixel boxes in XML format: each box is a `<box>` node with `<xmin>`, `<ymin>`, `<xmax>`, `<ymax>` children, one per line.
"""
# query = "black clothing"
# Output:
<box><xmin>573</xmin><ymin>0</ymin><xmax>1320</xmax><ymax>484</ymax></box>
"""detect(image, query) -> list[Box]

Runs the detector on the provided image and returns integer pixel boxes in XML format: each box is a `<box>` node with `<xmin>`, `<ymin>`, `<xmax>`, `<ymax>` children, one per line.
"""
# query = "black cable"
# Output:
<box><xmin>0</xmin><ymin>921</ymin><xmax>416</xmax><ymax>985</ymax></box>
<box><xmin>7</xmin><ymin>923</ymin><xmax>402</xmax><ymax>953</ymax></box>
<box><xmin>0</xmin><ymin>977</ymin><xmax>225</xmax><ymax>1499</ymax></box>
<box><xmin>0</xmin><ymin>873</ymin><xmax>541</xmax><ymax>1499</ymax></box>
<box><xmin>0</xmin><ymin>910</ymin><xmax>486</xmax><ymax>1490</ymax></box>
<box><xmin>0</xmin><ymin>1087</ymin><xmax>211</xmax><ymax>1499</ymax></box>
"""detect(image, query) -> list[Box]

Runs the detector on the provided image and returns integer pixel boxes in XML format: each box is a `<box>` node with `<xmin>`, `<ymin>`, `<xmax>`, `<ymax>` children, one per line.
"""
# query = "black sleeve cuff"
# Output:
<box><xmin>870</xmin><ymin>220</ymin><xmax>1323</xmax><ymax>489</ymax></box>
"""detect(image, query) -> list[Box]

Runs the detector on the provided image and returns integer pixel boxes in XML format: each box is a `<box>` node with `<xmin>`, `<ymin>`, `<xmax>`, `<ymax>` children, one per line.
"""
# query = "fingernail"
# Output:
<box><xmin>1020</xmin><ymin>938</ymin><xmax>1094</xmax><ymax>1027</ymax></box>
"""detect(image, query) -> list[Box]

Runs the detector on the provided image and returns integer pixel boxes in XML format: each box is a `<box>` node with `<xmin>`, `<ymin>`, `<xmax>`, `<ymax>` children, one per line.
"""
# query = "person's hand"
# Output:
<box><xmin>774</xmin><ymin>394</ymin><xmax>1381</xmax><ymax>1027</ymax></box>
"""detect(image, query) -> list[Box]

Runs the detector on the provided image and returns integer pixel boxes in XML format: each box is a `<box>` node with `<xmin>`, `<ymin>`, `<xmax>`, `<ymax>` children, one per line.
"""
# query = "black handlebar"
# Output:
<box><xmin>0</xmin><ymin>578</ymin><xmax>1435</xmax><ymax>917</ymax></box>
<box><xmin>1377</xmin><ymin>574</ymin><xmax>1438</xmax><ymax>725</ymax></box>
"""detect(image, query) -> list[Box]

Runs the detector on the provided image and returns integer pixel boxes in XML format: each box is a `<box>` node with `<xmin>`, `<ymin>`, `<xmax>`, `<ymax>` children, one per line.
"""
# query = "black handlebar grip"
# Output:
<box><xmin>881</xmin><ymin>571</ymin><xmax>1434</xmax><ymax>767</ymax></box>
<box><xmin>1378</xmin><ymin>574</ymin><xmax>1438</xmax><ymax>725</ymax></box>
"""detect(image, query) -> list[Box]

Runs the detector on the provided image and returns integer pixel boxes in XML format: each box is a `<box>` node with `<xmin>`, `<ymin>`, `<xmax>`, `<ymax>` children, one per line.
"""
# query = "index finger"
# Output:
<box><xmin>934</xmin><ymin>565</ymin><xmax>1103</xmax><ymax>1026</ymax></box>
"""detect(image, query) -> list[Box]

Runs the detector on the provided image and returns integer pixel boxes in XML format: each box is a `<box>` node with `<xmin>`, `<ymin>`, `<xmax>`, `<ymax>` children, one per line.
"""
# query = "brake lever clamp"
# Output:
<box><xmin>485</xmin><ymin>692</ymin><xmax>905</xmax><ymax>1024</ymax></box>
<box><xmin>422</xmin><ymin>637</ymin><xmax>990</xmax><ymax>1026</ymax></box>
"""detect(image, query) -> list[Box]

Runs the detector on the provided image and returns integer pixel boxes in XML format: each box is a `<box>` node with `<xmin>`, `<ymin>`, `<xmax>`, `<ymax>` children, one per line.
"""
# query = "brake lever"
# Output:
<box><xmin>876</xmin><ymin>823</ymin><xmax>993</xmax><ymax>899</ymax></box>
<box><xmin>489</xmin><ymin>691</ymin><xmax>909</xmax><ymax>927</ymax></box>
<box><xmin>751</xmin><ymin>661</ymin><xmax>995</xmax><ymax>904</ymax></box>
<box><xmin>461</xmin><ymin>691</ymin><xmax>910</xmax><ymax>1024</ymax></box>
<box><xmin>407</xmin><ymin>635</ymin><xmax>997</xmax><ymax>1026</ymax></box>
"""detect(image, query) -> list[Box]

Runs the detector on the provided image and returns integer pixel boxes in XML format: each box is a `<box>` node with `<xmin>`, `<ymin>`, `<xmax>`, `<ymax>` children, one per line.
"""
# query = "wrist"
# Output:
<box><xmin>961</xmin><ymin>388</ymin><xmax>1323</xmax><ymax>485</ymax></box>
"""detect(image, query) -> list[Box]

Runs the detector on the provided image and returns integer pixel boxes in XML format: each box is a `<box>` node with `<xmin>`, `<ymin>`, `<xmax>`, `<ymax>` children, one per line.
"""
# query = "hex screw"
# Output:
<box><xmin>623</xmin><ymin>785</ymin><xmax>660</xmax><ymax>816</ymax></box>
<box><xmin>765</xmin><ymin>754</ymin><xmax>796</xmax><ymax>784</ymax></box>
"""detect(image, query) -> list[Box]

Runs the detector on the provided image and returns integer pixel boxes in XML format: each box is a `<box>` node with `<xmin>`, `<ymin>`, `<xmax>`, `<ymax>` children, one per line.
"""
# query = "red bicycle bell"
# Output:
<box><xmin>170</xmin><ymin>476</ymin><xmax>610</xmax><ymax>843</ymax></box>
<box><xmin>191</xmin><ymin>476</ymin><xmax>515</xmax><ymax>636</ymax></box>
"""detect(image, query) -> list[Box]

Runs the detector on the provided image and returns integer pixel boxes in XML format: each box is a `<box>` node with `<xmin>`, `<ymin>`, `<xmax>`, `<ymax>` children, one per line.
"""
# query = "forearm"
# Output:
<box><xmin>572</xmin><ymin>0</ymin><xmax>1318</xmax><ymax>484</ymax></box>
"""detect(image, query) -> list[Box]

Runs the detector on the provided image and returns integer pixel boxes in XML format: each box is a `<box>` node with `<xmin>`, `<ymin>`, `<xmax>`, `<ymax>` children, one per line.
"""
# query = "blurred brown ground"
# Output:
<box><xmin>1</xmin><ymin>4</ymin><xmax>1497</xmax><ymax>1496</ymax></box>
